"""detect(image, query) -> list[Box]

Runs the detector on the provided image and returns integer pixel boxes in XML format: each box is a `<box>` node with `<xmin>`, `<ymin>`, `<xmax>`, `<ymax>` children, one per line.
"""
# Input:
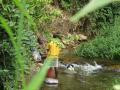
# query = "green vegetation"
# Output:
<box><xmin>0</xmin><ymin>0</ymin><xmax>120</xmax><ymax>90</ymax></box>
<box><xmin>59</xmin><ymin>0</ymin><xmax>120</xmax><ymax>36</ymax></box>
<box><xmin>0</xmin><ymin>0</ymin><xmax>58</xmax><ymax>89</ymax></box>
<box><xmin>70</xmin><ymin>0</ymin><xmax>119</xmax><ymax>22</ymax></box>
<box><xmin>76</xmin><ymin>18</ymin><xmax>120</xmax><ymax>59</ymax></box>
<box><xmin>25</xmin><ymin>57</ymin><xmax>53</xmax><ymax>90</ymax></box>
<box><xmin>76</xmin><ymin>3</ymin><xmax>120</xmax><ymax>60</ymax></box>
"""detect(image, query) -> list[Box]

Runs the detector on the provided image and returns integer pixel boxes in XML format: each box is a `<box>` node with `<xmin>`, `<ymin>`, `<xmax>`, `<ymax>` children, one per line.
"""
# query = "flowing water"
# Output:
<box><xmin>40</xmin><ymin>48</ymin><xmax>120</xmax><ymax>90</ymax></box>
<box><xmin>41</xmin><ymin>65</ymin><xmax>120</xmax><ymax>90</ymax></box>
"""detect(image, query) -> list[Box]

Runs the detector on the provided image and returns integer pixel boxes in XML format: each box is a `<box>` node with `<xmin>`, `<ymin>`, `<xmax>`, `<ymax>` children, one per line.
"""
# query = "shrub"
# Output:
<box><xmin>76</xmin><ymin>17</ymin><xmax>120</xmax><ymax>60</ymax></box>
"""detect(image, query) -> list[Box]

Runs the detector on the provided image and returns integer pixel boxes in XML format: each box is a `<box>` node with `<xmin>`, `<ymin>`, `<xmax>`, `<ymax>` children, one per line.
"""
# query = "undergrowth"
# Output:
<box><xmin>76</xmin><ymin>17</ymin><xmax>120</xmax><ymax>60</ymax></box>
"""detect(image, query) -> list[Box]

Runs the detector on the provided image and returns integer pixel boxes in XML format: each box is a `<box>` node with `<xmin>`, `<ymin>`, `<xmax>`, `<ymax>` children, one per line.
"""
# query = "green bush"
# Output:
<box><xmin>61</xmin><ymin>0</ymin><xmax>120</xmax><ymax>36</ymax></box>
<box><xmin>28</xmin><ymin>0</ymin><xmax>61</xmax><ymax>31</ymax></box>
<box><xmin>0</xmin><ymin>0</ymin><xmax>60</xmax><ymax>89</ymax></box>
<box><xmin>0</xmin><ymin>0</ymin><xmax>39</xmax><ymax>89</ymax></box>
<box><xmin>76</xmin><ymin>17</ymin><xmax>120</xmax><ymax>60</ymax></box>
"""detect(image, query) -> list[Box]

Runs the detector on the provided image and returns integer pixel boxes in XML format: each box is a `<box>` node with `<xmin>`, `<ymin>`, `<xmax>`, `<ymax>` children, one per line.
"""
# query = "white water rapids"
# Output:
<box><xmin>58</xmin><ymin>61</ymin><xmax>102</xmax><ymax>75</ymax></box>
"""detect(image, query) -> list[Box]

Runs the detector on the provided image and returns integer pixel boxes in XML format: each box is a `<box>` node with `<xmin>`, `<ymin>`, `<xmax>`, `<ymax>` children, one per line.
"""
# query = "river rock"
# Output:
<box><xmin>79</xmin><ymin>34</ymin><xmax>87</xmax><ymax>40</ymax></box>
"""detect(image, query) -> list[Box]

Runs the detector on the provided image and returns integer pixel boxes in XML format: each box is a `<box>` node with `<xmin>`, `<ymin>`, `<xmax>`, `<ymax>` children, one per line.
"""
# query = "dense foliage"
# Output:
<box><xmin>55</xmin><ymin>0</ymin><xmax>120</xmax><ymax>60</ymax></box>
<box><xmin>59</xmin><ymin>0</ymin><xmax>120</xmax><ymax>36</ymax></box>
<box><xmin>0</xmin><ymin>0</ymin><xmax>120</xmax><ymax>90</ymax></box>
<box><xmin>27</xmin><ymin>0</ymin><xmax>60</xmax><ymax>31</ymax></box>
<box><xmin>0</xmin><ymin>0</ymin><xmax>39</xmax><ymax>89</ymax></box>
<box><xmin>76</xmin><ymin>17</ymin><xmax>120</xmax><ymax>60</ymax></box>
<box><xmin>0</xmin><ymin>0</ymin><xmax>59</xmax><ymax>89</ymax></box>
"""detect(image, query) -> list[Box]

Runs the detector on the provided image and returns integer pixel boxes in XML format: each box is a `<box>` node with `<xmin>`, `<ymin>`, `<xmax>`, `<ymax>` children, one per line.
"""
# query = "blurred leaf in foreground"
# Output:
<box><xmin>25</xmin><ymin>57</ymin><xmax>53</xmax><ymax>90</ymax></box>
<box><xmin>70</xmin><ymin>0</ymin><xmax>120</xmax><ymax>22</ymax></box>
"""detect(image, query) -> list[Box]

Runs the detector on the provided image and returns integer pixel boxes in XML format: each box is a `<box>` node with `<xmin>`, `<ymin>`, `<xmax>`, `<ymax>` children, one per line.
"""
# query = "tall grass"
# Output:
<box><xmin>0</xmin><ymin>15</ymin><xmax>52</xmax><ymax>90</ymax></box>
<box><xmin>0</xmin><ymin>0</ymin><xmax>52</xmax><ymax>90</ymax></box>
<box><xmin>0</xmin><ymin>15</ymin><xmax>25</xmax><ymax>89</ymax></box>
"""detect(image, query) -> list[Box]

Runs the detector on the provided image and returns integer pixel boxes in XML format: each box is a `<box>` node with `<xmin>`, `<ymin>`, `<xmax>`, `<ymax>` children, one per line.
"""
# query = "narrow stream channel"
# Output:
<box><xmin>40</xmin><ymin>48</ymin><xmax>120</xmax><ymax>90</ymax></box>
<box><xmin>41</xmin><ymin>70</ymin><xmax>119</xmax><ymax>90</ymax></box>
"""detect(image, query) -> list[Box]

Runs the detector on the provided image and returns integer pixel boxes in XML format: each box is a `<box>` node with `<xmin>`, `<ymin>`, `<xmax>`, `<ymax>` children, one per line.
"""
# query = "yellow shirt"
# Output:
<box><xmin>47</xmin><ymin>41</ymin><xmax>61</xmax><ymax>58</ymax></box>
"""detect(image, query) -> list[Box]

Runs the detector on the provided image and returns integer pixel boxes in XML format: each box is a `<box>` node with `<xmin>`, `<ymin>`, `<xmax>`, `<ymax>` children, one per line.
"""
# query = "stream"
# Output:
<box><xmin>40</xmin><ymin>48</ymin><xmax>120</xmax><ymax>90</ymax></box>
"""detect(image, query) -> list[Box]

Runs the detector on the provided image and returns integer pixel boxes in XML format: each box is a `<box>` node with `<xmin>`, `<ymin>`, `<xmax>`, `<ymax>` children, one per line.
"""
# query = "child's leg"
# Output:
<box><xmin>54</xmin><ymin>67</ymin><xmax>58</xmax><ymax>79</ymax></box>
<box><xmin>46</xmin><ymin>67</ymin><xmax>55</xmax><ymax>78</ymax></box>
<box><xmin>46</xmin><ymin>58</ymin><xmax>58</xmax><ymax>79</ymax></box>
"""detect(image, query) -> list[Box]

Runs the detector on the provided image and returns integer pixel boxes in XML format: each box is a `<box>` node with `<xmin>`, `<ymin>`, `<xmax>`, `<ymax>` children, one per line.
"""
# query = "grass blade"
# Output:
<box><xmin>70</xmin><ymin>0</ymin><xmax>120</xmax><ymax>22</ymax></box>
<box><xmin>25</xmin><ymin>57</ymin><xmax>53</xmax><ymax>90</ymax></box>
<box><xmin>0</xmin><ymin>16</ymin><xmax>24</xmax><ymax>89</ymax></box>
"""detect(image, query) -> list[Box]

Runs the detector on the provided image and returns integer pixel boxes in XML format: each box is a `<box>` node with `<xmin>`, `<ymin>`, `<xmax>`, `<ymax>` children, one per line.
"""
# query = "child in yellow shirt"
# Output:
<box><xmin>45</xmin><ymin>33</ymin><xmax>64</xmax><ymax>84</ymax></box>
